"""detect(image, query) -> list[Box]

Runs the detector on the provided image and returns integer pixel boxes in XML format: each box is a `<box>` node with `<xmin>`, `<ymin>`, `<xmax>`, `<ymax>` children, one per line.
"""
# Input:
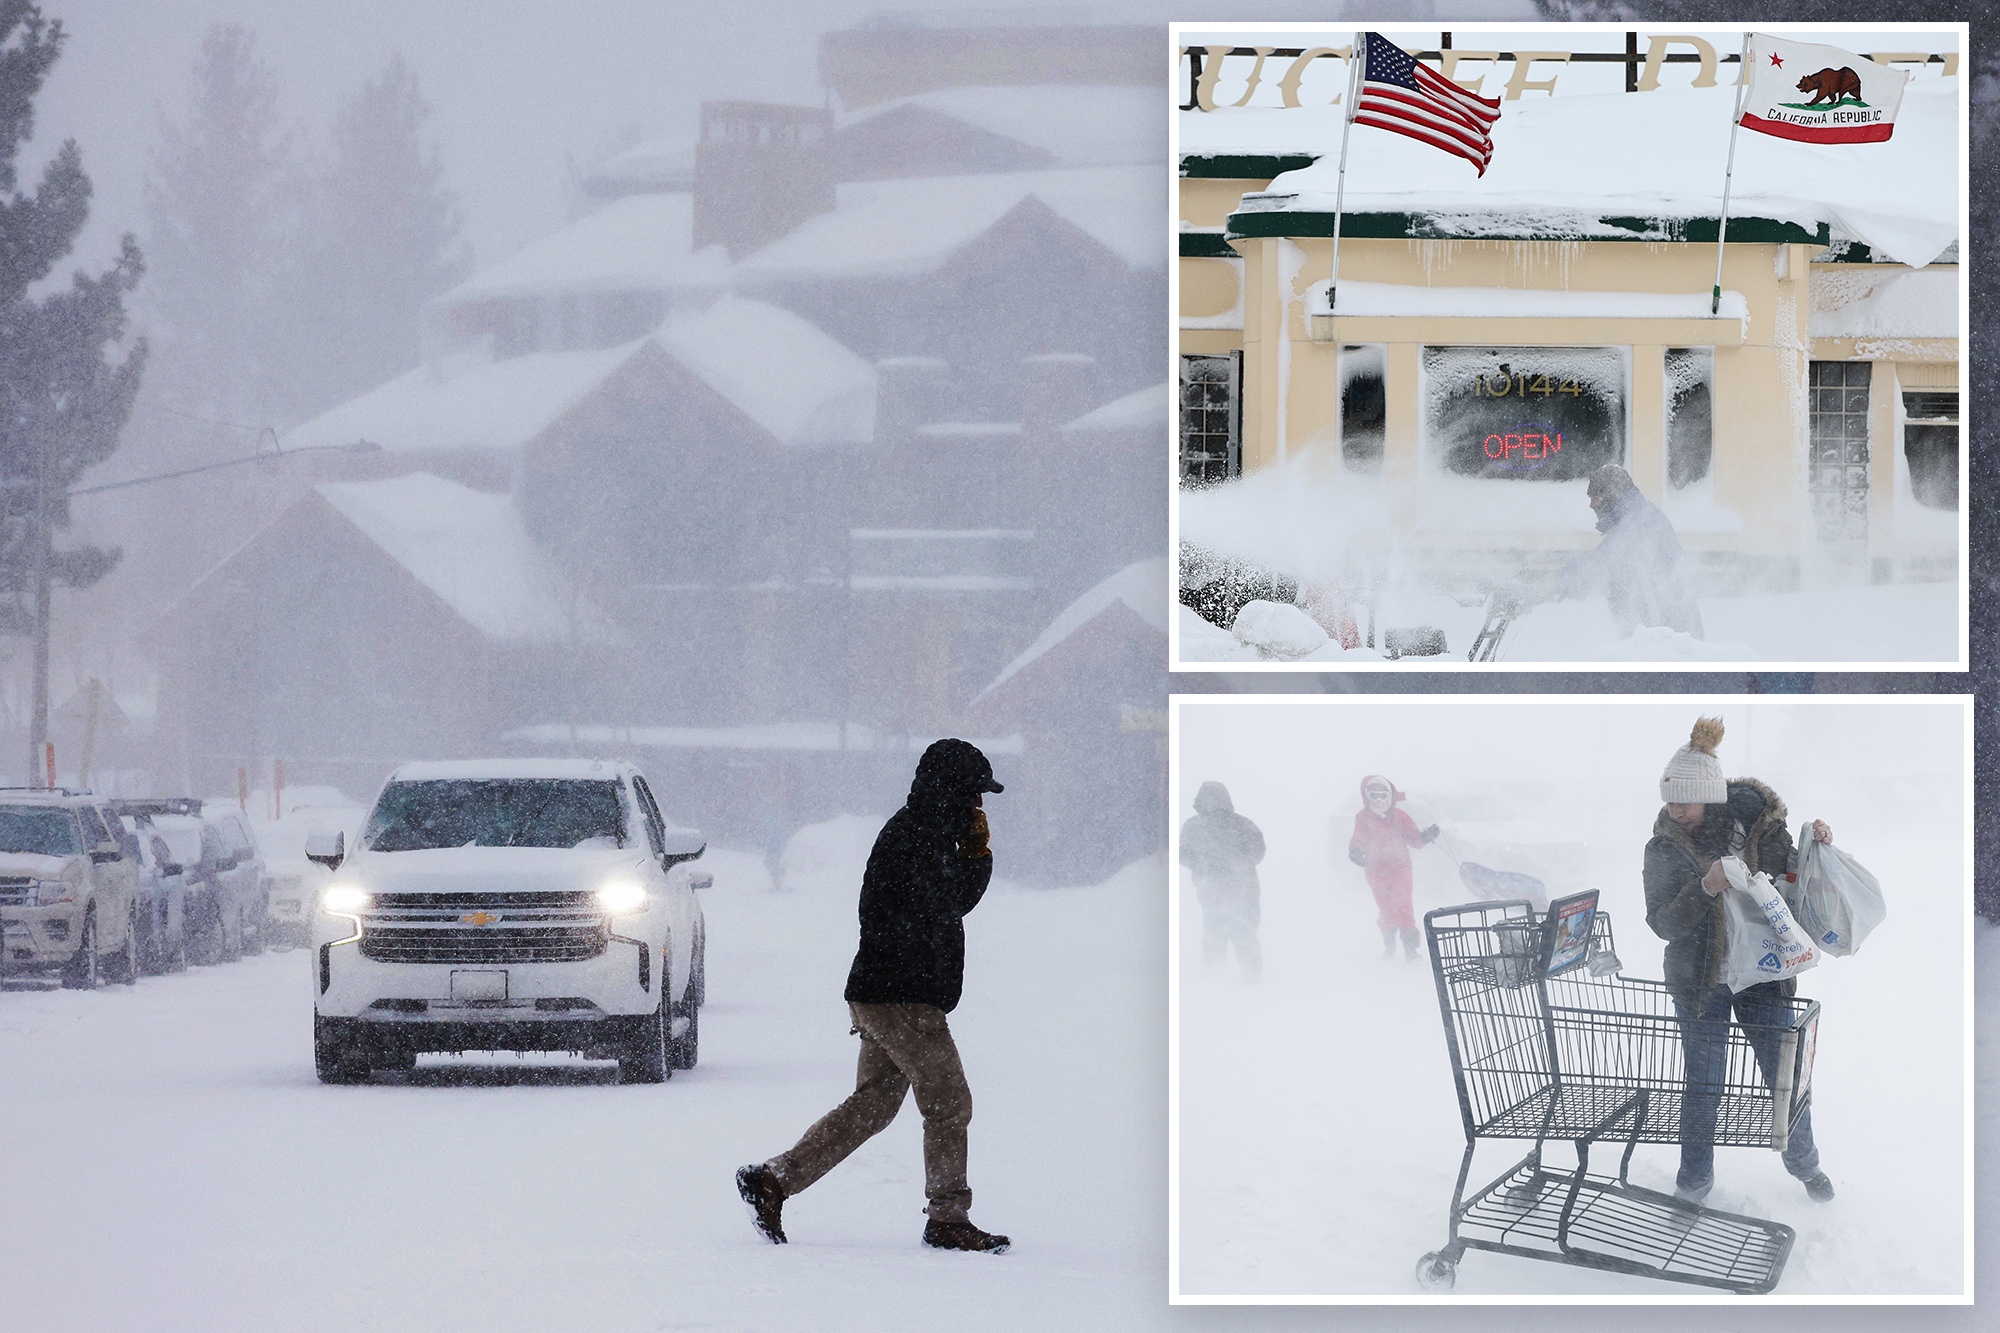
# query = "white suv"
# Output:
<box><xmin>310</xmin><ymin>759</ymin><xmax>708</xmax><ymax>1084</ymax></box>
<box><xmin>0</xmin><ymin>790</ymin><xmax>143</xmax><ymax>987</ymax></box>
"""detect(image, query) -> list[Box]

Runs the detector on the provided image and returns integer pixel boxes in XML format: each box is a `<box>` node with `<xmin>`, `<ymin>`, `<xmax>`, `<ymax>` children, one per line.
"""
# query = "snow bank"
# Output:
<box><xmin>1191</xmin><ymin>81</ymin><xmax>1958</xmax><ymax>267</ymax></box>
<box><xmin>1231</xmin><ymin>599</ymin><xmax>1327</xmax><ymax>658</ymax></box>
<box><xmin>776</xmin><ymin>813</ymin><xmax>886</xmax><ymax>894</ymax></box>
<box><xmin>318</xmin><ymin>475</ymin><xmax>608</xmax><ymax>645</ymax></box>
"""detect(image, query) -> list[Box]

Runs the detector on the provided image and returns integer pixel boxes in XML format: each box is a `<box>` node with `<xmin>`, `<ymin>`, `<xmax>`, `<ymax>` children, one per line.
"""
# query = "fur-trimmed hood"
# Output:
<box><xmin>1650</xmin><ymin>777</ymin><xmax>1788</xmax><ymax>876</ymax></box>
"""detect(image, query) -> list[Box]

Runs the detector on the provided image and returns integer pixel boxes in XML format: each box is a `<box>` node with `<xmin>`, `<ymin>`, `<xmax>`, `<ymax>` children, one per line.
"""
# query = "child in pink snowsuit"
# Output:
<box><xmin>1348</xmin><ymin>775</ymin><xmax>1439</xmax><ymax>959</ymax></box>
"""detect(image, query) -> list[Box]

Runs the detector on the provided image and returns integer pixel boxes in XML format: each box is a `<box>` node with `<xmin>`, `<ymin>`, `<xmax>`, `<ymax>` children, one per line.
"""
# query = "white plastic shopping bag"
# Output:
<box><xmin>1717</xmin><ymin>857</ymin><xmax>1820</xmax><ymax>990</ymax></box>
<box><xmin>1789</xmin><ymin>824</ymin><xmax>1887</xmax><ymax>957</ymax></box>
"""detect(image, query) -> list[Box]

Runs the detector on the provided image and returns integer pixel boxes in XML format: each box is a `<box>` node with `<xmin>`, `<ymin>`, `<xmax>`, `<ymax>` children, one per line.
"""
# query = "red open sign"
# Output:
<box><xmin>1483</xmin><ymin>427</ymin><xmax>1564</xmax><ymax>466</ymax></box>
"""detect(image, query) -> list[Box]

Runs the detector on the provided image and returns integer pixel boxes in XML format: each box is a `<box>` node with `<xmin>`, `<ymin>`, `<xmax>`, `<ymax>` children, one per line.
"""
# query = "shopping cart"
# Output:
<box><xmin>1417</xmin><ymin>894</ymin><xmax>1820</xmax><ymax>1294</ymax></box>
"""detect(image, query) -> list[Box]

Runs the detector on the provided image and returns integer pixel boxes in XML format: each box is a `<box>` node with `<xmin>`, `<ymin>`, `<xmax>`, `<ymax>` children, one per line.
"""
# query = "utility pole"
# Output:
<box><xmin>28</xmin><ymin>435</ymin><xmax>50</xmax><ymax>786</ymax></box>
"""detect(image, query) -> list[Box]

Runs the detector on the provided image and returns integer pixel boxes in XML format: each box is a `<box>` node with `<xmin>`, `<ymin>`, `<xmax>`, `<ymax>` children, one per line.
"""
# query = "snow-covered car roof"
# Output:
<box><xmin>387</xmin><ymin>759</ymin><xmax>638</xmax><ymax>783</ymax></box>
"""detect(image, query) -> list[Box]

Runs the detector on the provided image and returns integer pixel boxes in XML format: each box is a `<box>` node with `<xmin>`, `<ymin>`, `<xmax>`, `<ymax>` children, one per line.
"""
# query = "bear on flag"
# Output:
<box><xmin>1737</xmin><ymin>33</ymin><xmax>1910</xmax><ymax>144</ymax></box>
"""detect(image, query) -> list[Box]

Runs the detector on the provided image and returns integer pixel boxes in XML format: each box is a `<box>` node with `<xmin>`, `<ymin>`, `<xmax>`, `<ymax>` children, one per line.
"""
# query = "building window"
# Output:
<box><xmin>1902</xmin><ymin>390</ymin><xmax>1958</xmax><ymax>512</ymax></box>
<box><xmin>1808</xmin><ymin>361</ymin><xmax>1871</xmax><ymax>543</ymax></box>
<box><xmin>1340</xmin><ymin>344</ymin><xmax>1385</xmax><ymax>473</ymax></box>
<box><xmin>1423</xmin><ymin>346</ymin><xmax>1625</xmax><ymax>481</ymax></box>
<box><xmin>1664</xmin><ymin>347</ymin><xmax>1713</xmax><ymax>490</ymax></box>
<box><xmin>1179</xmin><ymin>351</ymin><xmax>1241</xmax><ymax>485</ymax></box>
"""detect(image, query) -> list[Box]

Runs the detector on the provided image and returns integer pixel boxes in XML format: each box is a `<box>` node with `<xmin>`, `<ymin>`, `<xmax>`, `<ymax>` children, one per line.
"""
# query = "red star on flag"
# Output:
<box><xmin>1769</xmin><ymin>52</ymin><xmax>1784</xmax><ymax>66</ymax></box>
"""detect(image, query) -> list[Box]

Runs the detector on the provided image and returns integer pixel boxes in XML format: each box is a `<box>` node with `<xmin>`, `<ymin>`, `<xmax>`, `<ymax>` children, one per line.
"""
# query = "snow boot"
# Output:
<box><xmin>1802</xmin><ymin>1172</ymin><xmax>1835</xmax><ymax>1203</ymax></box>
<box><xmin>736</xmin><ymin>1164</ymin><xmax>787</xmax><ymax>1244</ymax></box>
<box><xmin>1402</xmin><ymin>927</ymin><xmax>1422</xmax><ymax>961</ymax></box>
<box><xmin>1380</xmin><ymin>927</ymin><xmax>1397</xmax><ymax>959</ymax></box>
<box><xmin>922</xmin><ymin>1220</ymin><xmax>1010</xmax><ymax>1254</ymax></box>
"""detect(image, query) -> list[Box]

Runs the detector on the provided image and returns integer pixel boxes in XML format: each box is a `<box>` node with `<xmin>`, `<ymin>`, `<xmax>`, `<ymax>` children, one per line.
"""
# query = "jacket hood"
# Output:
<box><xmin>1650</xmin><ymin>777</ymin><xmax>1788</xmax><ymax>865</ymax></box>
<box><xmin>1193</xmin><ymin>781</ymin><xmax>1233</xmax><ymax>815</ymax></box>
<box><xmin>1359</xmin><ymin>775</ymin><xmax>1405</xmax><ymax>806</ymax></box>
<box><xmin>909</xmin><ymin>738</ymin><xmax>1003</xmax><ymax>806</ymax></box>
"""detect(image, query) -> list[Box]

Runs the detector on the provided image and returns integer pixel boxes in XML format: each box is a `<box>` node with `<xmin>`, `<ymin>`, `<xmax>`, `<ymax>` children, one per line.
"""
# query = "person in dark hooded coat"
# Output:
<box><xmin>1644</xmin><ymin>717</ymin><xmax>1835</xmax><ymax>1206</ymax></box>
<box><xmin>737</xmin><ymin>739</ymin><xmax>1011</xmax><ymax>1254</ymax></box>
<box><xmin>1555</xmin><ymin>464</ymin><xmax>1705</xmax><ymax>639</ymax></box>
<box><xmin>1179</xmin><ymin>781</ymin><xmax>1266</xmax><ymax>978</ymax></box>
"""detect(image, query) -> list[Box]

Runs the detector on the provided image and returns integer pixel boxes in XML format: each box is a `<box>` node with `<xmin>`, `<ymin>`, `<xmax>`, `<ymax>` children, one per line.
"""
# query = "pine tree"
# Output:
<box><xmin>144</xmin><ymin>23</ymin><xmax>292</xmax><ymax>434</ymax></box>
<box><xmin>282</xmin><ymin>54</ymin><xmax>468</xmax><ymax>416</ymax></box>
<box><xmin>0</xmin><ymin>0</ymin><xmax>146</xmax><ymax>635</ymax></box>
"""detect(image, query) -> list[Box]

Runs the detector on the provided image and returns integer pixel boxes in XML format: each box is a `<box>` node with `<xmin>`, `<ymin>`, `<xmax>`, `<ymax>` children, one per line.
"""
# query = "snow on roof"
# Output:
<box><xmin>656</xmin><ymin>295</ymin><xmax>876</xmax><ymax>447</ymax></box>
<box><xmin>839</xmin><ymin>85</ymin><xmax>1164</xmax><ymax>168</ymax></box>
<box><xmin>1060</xmin><ymin>382</ymin><xmax>1169</xmax><ymax>433</ymax></box>
<box><xmin>580</xmin><ymin>137</ymin><xmax>697</xmax><ymax>193</ymax></box>
<box><xmin>1187</xmin><ymin>81</ymin><xmax>1957</xmax><ymax>268</ymax></box>
<box><xmin>282</xmin><ymin>338</ymin><xmax>655</xmax><ymax>455</ymax></box>
<box><xmin>976</xmin><ymin>556</ymin><xmax>1169</xmax><ymax>700</ymax></box>
<box><xmin>498</xmin><ymin>721</ymin><xmax>1024</xmax><ymax>756</ymax></box>
<box><xmin>317</xmin><ymin>475</ymin><xmax>606</xmax><ymax>645</ymax></box>
<box><xmin>389</xmin><ymin>758</ymin><xmax>634</xmax><ymax>782</ymax></box>
<box><xmin>440</xmin><ymin>194</ymin><xmax>728</xmax><ymax>302</ymax></box>
<box><xmin>732</xmin><ymin>166</ymin><xmax>1165</xmax><ymax>282</ymax></box>
<box><xmin>1809</xmin><ymin>264</ymin><xmax>1957</xmax><ymax>339</ymax></box>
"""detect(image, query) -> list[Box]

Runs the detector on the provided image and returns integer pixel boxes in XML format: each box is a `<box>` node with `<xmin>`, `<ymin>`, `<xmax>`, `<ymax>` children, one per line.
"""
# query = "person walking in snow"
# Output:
<box><xmin>736</xmin><ymin>738</ymin><xmax>1010</xmax><ymax>1254</ymax></box>
<box><xmin>1179</xmin><ymin>781</ymin><xmax>1266</xmax><ymax>979</ymax></box>
<box><xmin>1554</xmin><ymin>464</ymin><xmax>1705</xmax><ymax>640</ymax></box>
<box><xmin>1347</xmin><ymin>775</ymin><xmax>1439</xmax><ymax>960</ymax></box>
<box><xmin>1645</xmin><ymin>716</ymin><xmax>1836</xmax><ymax>1205</ymax></box>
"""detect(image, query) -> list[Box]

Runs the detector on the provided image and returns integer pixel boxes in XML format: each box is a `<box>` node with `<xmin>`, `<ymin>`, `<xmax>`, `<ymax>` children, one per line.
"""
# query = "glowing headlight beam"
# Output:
<box><xmin>595</xmin><ymin>880</ymin><xmax>648</xmax><ymax>915</ymax></box>
<box><xmin>319</xmin><ymin>883</ymin><xmax>374</xmax><ymax>915</ymax></box>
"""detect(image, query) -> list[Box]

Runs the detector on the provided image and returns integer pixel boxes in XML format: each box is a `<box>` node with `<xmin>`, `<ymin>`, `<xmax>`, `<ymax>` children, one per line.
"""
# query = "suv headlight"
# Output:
<box><xmin>34</xmin><ymin>880</ymin><xmax>75</xmax><ymax>905</ymax></box>
<box><xmin>595</xmin><ymin>880</ymin><xmax>648</xmax><ymax>915</ymax></box>
<box><xmin>319</xmin><ymin>883</ymin><xmax>373</xmax><ymax>915</ymax></box>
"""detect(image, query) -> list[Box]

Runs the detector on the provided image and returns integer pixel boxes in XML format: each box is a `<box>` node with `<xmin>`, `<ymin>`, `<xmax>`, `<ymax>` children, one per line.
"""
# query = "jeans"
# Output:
<box><xmin>1673</xmin><ymin>982</ymin><xmax>1820</xmax><ymax>1197</ymax></box>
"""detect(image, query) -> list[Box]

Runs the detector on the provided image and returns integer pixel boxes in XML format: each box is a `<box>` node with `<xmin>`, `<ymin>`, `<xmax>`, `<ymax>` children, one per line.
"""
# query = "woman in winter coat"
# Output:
<box><xmin>1179</xmin><ymin>781</ymin><xmax>1266</xmax><ymax>978</ymax></box>
<box><xmin>1644</xmin><ymin>716</ymin><xmax>1835</xmax><ymax>1206</ymax></box>
<box><xmin>1348</xmin><ymin>775</ymin><xmax>1438</xmax><ymax>960</ymax></box>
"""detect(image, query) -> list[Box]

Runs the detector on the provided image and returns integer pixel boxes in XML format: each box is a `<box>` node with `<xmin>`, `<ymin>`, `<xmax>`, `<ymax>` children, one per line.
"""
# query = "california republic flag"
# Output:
<box><xmin>1737</xmin><ymin>33</ymin><xmax>1910</xmax><ymax>144</ymax></box>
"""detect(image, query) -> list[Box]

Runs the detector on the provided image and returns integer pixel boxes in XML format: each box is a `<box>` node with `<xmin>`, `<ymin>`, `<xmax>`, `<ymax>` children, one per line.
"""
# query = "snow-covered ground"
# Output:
<box><xmin>1</xmin><ymin>829</ymin><xmax>1166</xmax><ymax>1332</ymax></box>
<box><xmin>1174</xmin><ymin>699</ymin><xmax>1971</xmax><ymax>1302</ymax></box>
<box><xmin>1179</xmin><ymin>583</ymin><xmax>1959</xmax><ymax>665</ymax></box>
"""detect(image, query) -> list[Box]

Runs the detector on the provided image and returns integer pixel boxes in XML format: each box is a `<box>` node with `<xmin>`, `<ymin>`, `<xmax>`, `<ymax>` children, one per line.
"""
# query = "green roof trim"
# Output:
<box><xmin>1180</xmin><ymin>153</ymin><xmax>1318</xmax><ymax>179</ymax></box>
<box><xmin>1225</xmin><ymin>210</ymin><xmax>1831</xmax><ymax>246</ymax></box>
<box><xmin>1179</xmin><ymin>233</ymin><xmax>1242</xmax><ymax>258</ymax></box>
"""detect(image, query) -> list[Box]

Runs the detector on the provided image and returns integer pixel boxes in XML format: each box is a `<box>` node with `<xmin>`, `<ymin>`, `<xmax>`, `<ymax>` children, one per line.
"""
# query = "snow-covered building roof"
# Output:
<box><xmin>656</xmin><ymin>294</ymin><xmax>875</xmax><ymax>447</ymax></box>
<box><xmin>438</xmin><ymin>193</ymin><xmax>727</xmax><ymax>302</ymax></box>
<box><xmin>316</xmin><ymin>475</ymin><xmax>607</xmax><ymax>645</ymax></box>
<box><xmin>282</xmin><ymin>338</ymin><xmax>657</xmax><ymax>455</ymax></box>
<box><xmin>284</xmin><ymin>295</ymin><xmax>874</xmax><ymax>456</ymax></box>
<box><xmin>732</xmin><ymin>166</ymin><xmax>1166</xmax><ymax>282</ymax></box>
<box><xmin>1809</xmin><ymin>264</ymin><xmax>1958</xmax><ymax>339</ymax></box>
<box><xmin>976</xmin><ymin>556</ymin><xmax>1168</xmax><ymax>700</ymax></box>
<box><xmin>1060</xmin><ymin>382</ymin><xmax>1169</xmax><ymax>433</ymax></box>
<box><xmin>1185</xmin><ymin>81</ymin><xmax>1957</xmax><ymax>267</ymax></box>
<box><xmin>576</xmin><ymin>137</ymin><xmax>697</xmax><ymax>197</ymax></box>
<box><xmin>838</xmin><ymin>85</ymin><xmax>1164</xmax><ymax>170</ymax></box>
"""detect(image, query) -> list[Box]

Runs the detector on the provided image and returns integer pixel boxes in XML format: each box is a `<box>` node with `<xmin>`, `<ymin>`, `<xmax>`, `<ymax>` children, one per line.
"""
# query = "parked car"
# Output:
<box><xmin>310</xmin><ymin>759</ymin><xmax>708</xmax><ymax>1084</ymax></box>
<box><xmin>205</xmin><ymin>808</ymin><xmax>270</xmax><ymax>955</ymax></box>
<box><xmin>0</xmin><ymin>789</ymin><xmax>143</xmax><ymax>987</ymax></box>
<box><xmin>122</xmin><ymin>815</ymin><xmax>188</xmax><ymax>974</ymax></box>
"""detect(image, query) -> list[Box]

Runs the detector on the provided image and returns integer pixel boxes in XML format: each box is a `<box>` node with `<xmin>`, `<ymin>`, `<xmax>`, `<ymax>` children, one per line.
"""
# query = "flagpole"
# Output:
<box><xmin>1327</xmin><ymin>36</ymin><xmax>1364</xmax><ymax>315</ymax></box>
<box><xmin>1711</xmin><ymin>31</ymin><xmax>1753</xmax><ymax>316</ymax></box>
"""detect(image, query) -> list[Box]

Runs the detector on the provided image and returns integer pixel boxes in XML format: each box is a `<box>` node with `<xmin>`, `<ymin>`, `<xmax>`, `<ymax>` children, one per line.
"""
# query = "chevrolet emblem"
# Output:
<box><xmin>461</xmin><ymin>910</ymin><xmax>500</xmax><ymax>926</ymax></box>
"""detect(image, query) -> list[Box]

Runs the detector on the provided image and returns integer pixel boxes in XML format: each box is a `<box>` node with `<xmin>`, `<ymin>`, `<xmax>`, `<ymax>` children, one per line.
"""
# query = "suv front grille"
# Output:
<box><xmin>357</xmin><ymin>891</ymin><xmax>608</xmax><ymax>964</ymax></box>
<box><xmin>0</xmin><ymin>877</ymin><xmax>31</xmax><ymax>907</ymax></box>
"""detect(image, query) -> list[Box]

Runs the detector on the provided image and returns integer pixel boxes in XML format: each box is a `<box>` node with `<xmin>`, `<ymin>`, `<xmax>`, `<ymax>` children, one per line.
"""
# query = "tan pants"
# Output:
<box><xmin>766</xmin><ymin>1001</ymin><xmax>974</xmax><ymax>1224</ymax></box>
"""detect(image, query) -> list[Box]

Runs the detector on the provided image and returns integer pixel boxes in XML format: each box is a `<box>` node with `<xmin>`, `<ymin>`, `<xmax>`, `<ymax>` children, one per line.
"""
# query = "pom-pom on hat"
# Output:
<box><xmin>1660</xmin><ymin>717</ymin><xmax>1727</xmax><ymax>804</ymax></box>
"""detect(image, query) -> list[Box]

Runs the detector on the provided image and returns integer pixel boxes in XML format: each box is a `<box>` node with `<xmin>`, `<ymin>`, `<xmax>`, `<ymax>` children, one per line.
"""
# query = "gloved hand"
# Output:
<box><xmin>960</xmin><ymin>808</ymin><xmax>991</xmax><ymax>859</ymax></box>
<box><xmin>1348</xmin><ymin>847</ymin><xmax>1367</xmax><ymax>867</ymax></box>
<box><xmin>1420</xmin><ymin>824</ymin><xmax>1441</xmax><ymax>845</ymax></box>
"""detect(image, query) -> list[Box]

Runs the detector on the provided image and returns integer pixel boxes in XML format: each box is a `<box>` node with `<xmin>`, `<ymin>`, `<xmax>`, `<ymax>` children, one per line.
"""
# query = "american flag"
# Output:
<box><xmin>1352</xmin><ymin>32</ymin><xmax>1502</xmax><ymax>176</ymax></box>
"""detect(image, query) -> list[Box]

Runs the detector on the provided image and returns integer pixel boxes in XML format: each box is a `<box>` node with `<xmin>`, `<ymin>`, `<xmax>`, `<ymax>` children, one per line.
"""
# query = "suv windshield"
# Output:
<box><xmin>0</xmin><ymin>807</ymin><xmax>80</xmax><ymax>857</ymax></box>
<box><xmin>362</xmin><ymin>780</ymin><xmax>625</xmax><ymax>852</ymax></box>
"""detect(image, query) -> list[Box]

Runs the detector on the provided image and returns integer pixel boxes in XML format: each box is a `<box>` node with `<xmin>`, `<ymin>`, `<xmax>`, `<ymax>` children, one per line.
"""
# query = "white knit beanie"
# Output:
<box><xmin>1659</xmin><ymin>717</ymin><xmax>1727</xmax><ymax>803</ymax></box>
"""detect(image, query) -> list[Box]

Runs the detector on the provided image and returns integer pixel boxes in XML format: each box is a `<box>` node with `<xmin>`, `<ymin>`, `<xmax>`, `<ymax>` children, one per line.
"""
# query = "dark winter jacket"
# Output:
<box><xmin>1643</xmin><ymin>777</ymin><xmax>1798</xmax><ymax>1013</ymax></box>
<box><xmin>1179</xmin><ymin>782</ymin><xmax>1266</xmax><ymax>922</ymax></box>
<box><xmin>1559</xmin><ymin>487</ymin><xmax>1705</xmax><ymax>639</ymax></box>
<box><xmin>844</xmin><ymin>740</ymin><xmax>1001</xmax><ymax>1014</ymax></box>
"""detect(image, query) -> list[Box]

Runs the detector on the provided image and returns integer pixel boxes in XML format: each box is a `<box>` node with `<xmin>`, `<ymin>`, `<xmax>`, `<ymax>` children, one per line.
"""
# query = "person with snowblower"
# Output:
<box><xmin>1644</xmin><ymin>716</ymin><xmax>1836</xmax><ymax>1206</ymax></box>
<box><xmin>1348</xmin><ymin>775</ymin><xmax>1440</xmax><ymax>960</ymax></box>
<box><xmin>1552</xmin><ymin>464</ymin><xmax>1705</xmax><ymax>640</ymax></box>
<box><xmin>736</xmin><ymin>739</ymin><xmax>1010</xmax><ymax>1254</ymax></box>
<box><xmin>1180</xmin><ymin>781</ymin><xmax>1267</xmax><ymax>979</ymax></box>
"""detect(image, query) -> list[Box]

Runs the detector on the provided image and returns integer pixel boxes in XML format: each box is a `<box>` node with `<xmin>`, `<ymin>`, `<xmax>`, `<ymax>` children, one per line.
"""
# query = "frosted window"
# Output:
<box><xmin>1179</xmin><ymin>352</ymin><xmax>1241</xmax><ymax>485</ymax></box>
<box><xmin>1903</xmin><ymin>390</ymin><xmax>1957</xmax><ymax>512</ymax></box>
<box><xmin>1664</xmin><ymin>348</ymin><xmax>1713</xmax><ymax>490</ymax></box>
<box><xmin>1340</xmin><ymin>344</ymin><xmax>1385</xmax><ymax>474</ymax></box>
<box><xmin>1808</xmin><ymin>361</ymin><xmax>1870</xmax><ymax>543</ymax></box>
<box><xmin>1423</xmin><ymin>347</ymin><xmax>1625</xmax><ymax>481</ymax></box>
